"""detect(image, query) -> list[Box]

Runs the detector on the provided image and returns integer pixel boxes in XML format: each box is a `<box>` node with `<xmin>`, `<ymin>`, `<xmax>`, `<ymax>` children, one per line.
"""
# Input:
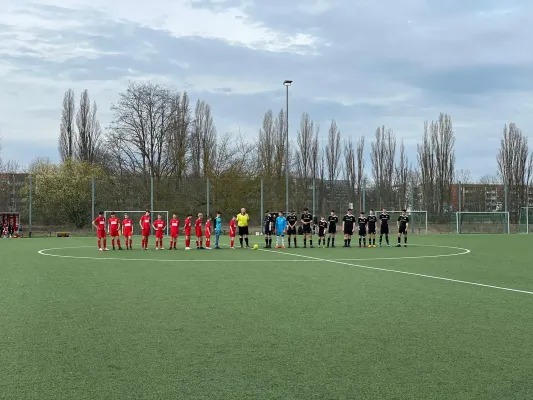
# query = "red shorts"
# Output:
<box><xmin>109</xmin><ymin>230</ymin><xmax>119</xmax><ymax>237</ymax></box>
<box><xmin>142</xmin><ymin>228</ymin><xmax>151</xmax><ymax>237</ymax></box>
<box><xmin>170</xmin><ymin>231</ymin><xmax>178</xmax><ymax>239</ymax></box>
<box><xmin>196</xmin><ymin>229</ymin><xmax>203</xmax><ymax>237</ymax></box>
<box><xmin>123</xmin><ymin>230</ymin><xmax>132</xmax><ymax>237</ymax></box>
<box><xmin>155</xmin><ymin>231</ymin><xmax>164</xmax><ymax>239</ymax></box>
<box><xmin>185</xmin><ymin>229</ymin><xmax>191</xmax><ymax>237</ymax></box>
<box><xmin>229</xmin><ymin>232</ymin><xmax>236</xmax><ymax>238</ymax></box>
<box><xmin>97</xmin><ymin>230</ymin><xmax>106</xmax><ymax>239</ymax></box>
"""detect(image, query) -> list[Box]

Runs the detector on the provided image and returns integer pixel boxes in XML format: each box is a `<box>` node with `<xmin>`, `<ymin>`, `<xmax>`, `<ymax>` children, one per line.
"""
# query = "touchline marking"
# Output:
<box><xmin>258</xmin><ymin>248</ymin><xmax>533</xmax><ymax>296</ymax></box>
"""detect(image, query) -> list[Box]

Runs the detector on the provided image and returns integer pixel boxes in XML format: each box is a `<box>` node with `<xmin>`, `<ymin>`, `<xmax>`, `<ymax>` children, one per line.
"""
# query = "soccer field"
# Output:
<box><xmin>2</xmin><ymin>235</ymin><xmax>533</xmax><ymax>399</ymax></box>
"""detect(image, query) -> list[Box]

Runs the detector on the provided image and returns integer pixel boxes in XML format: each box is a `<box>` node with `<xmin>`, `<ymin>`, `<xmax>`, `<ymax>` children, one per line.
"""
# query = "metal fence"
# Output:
<box><xmin>3</xmin><ymin>172</ymin><xmax>533</xmax><ymax>235</ymax></box>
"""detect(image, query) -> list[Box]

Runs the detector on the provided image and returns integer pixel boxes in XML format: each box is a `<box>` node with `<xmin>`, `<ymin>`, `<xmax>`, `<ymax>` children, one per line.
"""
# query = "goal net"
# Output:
<box><xmin>518</xmin><ymin>207</ymin><xmax>533</xmax><ymax>234</ymax></box>
<box><xmin>103</xmin><ymin>211</ymin><xmax>169</xmax><ymax>235</ymax></box>
<box><xmin>453</xmin><ymin>212</ymin><xmax>510</xmax><ymax>234</ymax></box>
<box><xmin>387</xmin><ymin>211</ymin><xmax>428</xmax><ymax>234</ymax></box>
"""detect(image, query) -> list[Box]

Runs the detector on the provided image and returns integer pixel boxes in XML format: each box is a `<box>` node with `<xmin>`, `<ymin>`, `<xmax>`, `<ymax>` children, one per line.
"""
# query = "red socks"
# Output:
<box><xmin>206</xmin><ymin>239</ymin><xmax>210</xmax><ymax>248</ymax></box>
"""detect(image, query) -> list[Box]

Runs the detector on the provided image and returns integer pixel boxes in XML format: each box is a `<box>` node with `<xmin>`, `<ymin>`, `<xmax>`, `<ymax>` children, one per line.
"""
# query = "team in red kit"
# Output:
<box><xmin>92</xmin><ymin>210</ymin><xmax>238</xmax><ymax>251</ymax></box>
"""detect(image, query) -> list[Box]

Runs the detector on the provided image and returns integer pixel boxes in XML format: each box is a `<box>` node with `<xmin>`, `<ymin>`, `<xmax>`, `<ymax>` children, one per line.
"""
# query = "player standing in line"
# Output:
<box><xmin>152</xmin><ymin>214</ymin><xmax>166</xmax><ymax>250</ymax></box>
<box><xmin>195</xmin><ymin>213</ymin><xmax>204</xmax><ymax>249</ymax></box>
<box><xmin>397</xmin><ymin>209</ymin><xmax>409</xmax><ymax>247</ymax></box>
<box><xmin>214</xmin><ymin>211</ymin><xmax>222</xmax><ymax>249</ymax></box>
<box><xmin>263</xmin><ymin>211</ymin><xmax>273</xmax><ymax>248</ymax></box>
<box><xmin>318</xmin><ymin>216</ymin><xmax>328</xmax><ymax>248</ymax></box>
<box><xmin>229</xmin><ymin>215</ymin><xmax>237</xmax><ymax>249</ymax></box>
<box><xmin>301</xmin><ymin>208</ymin><xmax>314</xmax><ymax>248</ymax></box>
<box><xmin>275</xmin><ymin>211</ymin><xmax>287</xmax><ymax>248</ymax></box>
<box><xmin>108</xmin><ymin>212</ymin><xmax>123</xmax><ymax>250</ymax></box>
<box><xmin>286</xmin><ymin>211</ymin><xmax>298</xmax><ymax>248</ymax></box>
<box><xmin>367</xmin><ymin>209</ymin><xmax>377</xmax><ymax>247</ymax></box>
<box><xmin>358</xmin><ymin>211</ymin><xmax>368</xmax><ymax>248</ymax></box>
<box><xmin>205</xmin><ymin>216</ymin><xmax>212</xmax><ymax>249</ymax></box>
<box><xmin>379</xmin><ymin>208</ymin><xmax>391</xmax><ymax>247</ymax></box>
<box><xmin>169</xmin><ymin>214</ymin><xmax>180</xmax><ymax>250</ymax></box>
<box><xmin>327</xmin><ymin>210</ymin><xmax>338</xmax><ymax>248</ymax></box>
<box><xmin>92</xmin><ymin>211</ymin><xmax>108</xmax><ymax>251</ymax></box>
<box><xmin>342</xmin><ymin>208</ymin><xmax>356</xmax><ymax>247</ymax></box>
<box><xmin>236</xmin><ymin>208</ymin><xmax>250</xmax><ymax>248</ymax></box>
<box><xmin>139</xmin><ymin>210</ymin><xmax>151</xmax><ymax>250</ymax></box>
<box><xmin>184</xmin><ymin>213</ymin><xmax>192</xmax><ymax>250</ymax></box>
<box><xmin>122</xmin><ymin>213</ymin><xmax>133</xmax><ymax>250</ymax></box>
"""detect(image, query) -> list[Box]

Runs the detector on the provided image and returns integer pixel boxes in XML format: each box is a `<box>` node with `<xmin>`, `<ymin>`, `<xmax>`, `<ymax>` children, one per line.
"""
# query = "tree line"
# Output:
<box><xmin>11</xmin><ymin>81</ymin><xmax>533</xmax><ymax>228</ymax></box>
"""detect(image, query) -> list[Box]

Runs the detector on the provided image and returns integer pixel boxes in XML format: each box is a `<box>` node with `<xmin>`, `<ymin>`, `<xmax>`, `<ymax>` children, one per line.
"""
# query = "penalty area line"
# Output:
<box><xmin>258</xmin><ymin>248</ymin><xmax>533</xmax><ymax>296</ymax></box>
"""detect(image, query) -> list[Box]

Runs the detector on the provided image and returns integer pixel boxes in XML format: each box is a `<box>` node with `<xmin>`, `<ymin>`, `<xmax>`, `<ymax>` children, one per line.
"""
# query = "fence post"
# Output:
<box><xmin>206</xmin><ymin>178</ymin><xmax>210</xmax><ymax>217</ymax></box>
<box><xmin>260</xmin><ymin>179</ymin><xmax>264</xmax><ymax>234</ymax></box>
<box><xmin>458</xmin><ymin>181</ymin><xmax>462</xmax><ymax>234</ymax></box>
<box><xmin>312</xmin><ymin>178</ymin><xmax>316</xmax><ymax>220</ymax></box>
<box><xmin>504</xmin><ymin>183</ymin><xmax>509</xmax><ymax>233</ymax></box>
<box><xmin>29</xmin><ymin>175</ymin><xmax>32</xmax><ymax>238</ymax></box>
<box><xmin>91</xmin><ymin>176</ymin><xmax>95</xmax><ymax>232</ymax></box>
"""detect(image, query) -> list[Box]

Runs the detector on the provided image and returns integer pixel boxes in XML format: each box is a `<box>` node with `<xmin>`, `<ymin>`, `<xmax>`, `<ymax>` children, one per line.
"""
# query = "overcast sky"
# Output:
<box><xmin>0</xmin><ymin>0</ymin><xmax>532</xmax><ymax>178</ymax></box>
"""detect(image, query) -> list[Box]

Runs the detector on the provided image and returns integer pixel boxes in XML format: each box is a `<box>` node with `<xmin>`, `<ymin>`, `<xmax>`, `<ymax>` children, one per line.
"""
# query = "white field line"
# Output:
<box><xmin>258</xmin><ymin>248</ymin><xmax>533</xmax><ymax>296</ymax></box>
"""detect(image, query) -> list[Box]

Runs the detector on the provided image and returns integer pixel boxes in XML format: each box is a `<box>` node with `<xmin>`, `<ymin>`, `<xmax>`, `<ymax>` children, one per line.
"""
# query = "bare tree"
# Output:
<box><xmin>257</xmin><ymin>110</ymin><xmax>276</xmax><ymax>176</ymax></box>
<box><xmin>394</xmin><ymin>140</ymin><xmax>410</xmax><ymax>209</ymax></box>
<box><xmin>59</xmin><ymin>89</ymin><xmax>76</xmax><ymax>161</ymax></box>
<box><xmin>455</xmin><ymin>169</ymin><xmax>472</xmax><ymax>184</ymax></box>
<box><xmin>326</xmin><ymin>120</ymin><xmax>342</xmax><ymax>184</ymax></box>
<box><xmin>190</xmin><ymin>100</ymin><xmax>217</xmax><ymax>178</ymax></box>
<box><xmin>108</xmin><ymin>82</ymin><xmax>176</xmax><ymax>182</ymax></box>
<box><xmin>295</xmin><ymin>112</ymin><xmax>316</xmax><ymax>182</ymax></box>
<box><xmin>273</xmin><ymin>109</ymin><xmax>287</xmax><ymax>179</ymax></box>
<box><xmin>417</xmin><ymin>113</ymin><xmax>455</xmax><ymax>219</ymax></box>
<box><xmin>497</xmin><ymin>122</ymin><xmax>533</xmax><ymax>221</ymax></box>
<box><xmin>344</xmin><ymin>136</ymin><xmax>365</xmax><ymax>210</ymax></box>
<box><xmin>371</xmin><ymin>126</ymin><xmax>396</xmax><ymax>208</ymax></box>
<box><xmin>167</xmin><ymin>91</ymin><xmax>191</xmax><ymax>181</ymax></box>
<box><xmin>76</xmin><ymin>90</ymin><xmax>102</xmax><ymax>163</ymax></box>
<box><xmin>356</xmin><ymin>136</ymin><xmax>365</xmax><ymax>210</ymax></box>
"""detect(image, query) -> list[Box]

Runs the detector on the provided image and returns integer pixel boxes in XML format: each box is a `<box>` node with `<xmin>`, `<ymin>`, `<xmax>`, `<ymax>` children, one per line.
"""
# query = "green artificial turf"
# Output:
<box><xmin>1</xmin><ymin>235</ymin><xmax>533</xmax><ymax>399</ymax></box>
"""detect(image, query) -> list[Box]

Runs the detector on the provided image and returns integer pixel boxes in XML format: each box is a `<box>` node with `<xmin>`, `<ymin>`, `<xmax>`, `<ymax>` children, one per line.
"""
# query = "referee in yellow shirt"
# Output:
<box><xmin>236</xmin><ymin>207</ymin><xmax>250</xmax><ymax>248</ymax></box>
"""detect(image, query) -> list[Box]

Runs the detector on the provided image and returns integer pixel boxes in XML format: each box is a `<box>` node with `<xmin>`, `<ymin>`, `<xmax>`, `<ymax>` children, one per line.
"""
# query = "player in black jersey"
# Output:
<box><xmin>358</xmin><ymin>211</ymin><xmax>368</xmax><ymax>248</ymax></box>
<box><xmin>301</xmin><ymin>208</ymin><xmax>314</xmax><ymax>248</ymax></box>
<box><xmin>263</xmin><ymin>211</ymin><xmax>273</xmax><ymax>248</ymax></box>
<box><xmin>379</xmin><ymin>208</ymin><xmax>391</xmax><ymax>247</ymax></box>
<box><xmin>397</xmin><ymin>209</ymin><xmax>409</xmax><ymax>247</ymax></box>
<box><xmin>327</xmin><ymin>210</ymin><xmax>339</xmax><ymax>248</ymax></box>
<box><xmin>342</xmin><ymin>209</ymin><xmax>356</xmax><ymax>247</ymax></box>
<box><xmin>317</xmin><ymin>216</ymin><xmax>328</xmax><ymax>247</ymax></box>
<box><xmin>367</xmin><ymin>209</ymin><xmax>377</xmax><ymax>247</ymax></box>
<box><xmin>286</xmin><ymin>211</ymin><xmax>298</xmax><ymax>248</ymax></box>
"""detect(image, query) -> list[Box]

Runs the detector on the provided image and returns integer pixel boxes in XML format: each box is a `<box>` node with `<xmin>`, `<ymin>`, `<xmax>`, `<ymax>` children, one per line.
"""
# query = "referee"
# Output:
<box><xmin>236</xmin><ymin>208</ymin><xmax>250</xmax><ymax>248</ymax></box>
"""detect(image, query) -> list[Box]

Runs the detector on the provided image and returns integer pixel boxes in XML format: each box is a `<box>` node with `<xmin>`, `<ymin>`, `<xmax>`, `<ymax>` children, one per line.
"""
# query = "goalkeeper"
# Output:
<box><xmin>274</xmin><ymin>211</ymin><xmax>288</xmax><ymax>248</ymax></box>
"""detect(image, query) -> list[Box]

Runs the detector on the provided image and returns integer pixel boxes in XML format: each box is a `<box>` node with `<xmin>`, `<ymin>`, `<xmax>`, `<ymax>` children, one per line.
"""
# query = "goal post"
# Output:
<box><xmin>104</xmin><ymin>210</ymin><xmax>169</xmax><ymax>235</ymax></box>
<box><xmin>387</xmin><ymin>210</ymin><xmax>428</xmax><ymax>234</ymax></box>
<box><xmin>453</xmin><ymin>212</ymin><xmax>510</xmax><ymax>234</ymax></box>
<box><xmin>518</xmin><ymin>207</ymin><xmax>533</xmax><ymax>234</ymax></box>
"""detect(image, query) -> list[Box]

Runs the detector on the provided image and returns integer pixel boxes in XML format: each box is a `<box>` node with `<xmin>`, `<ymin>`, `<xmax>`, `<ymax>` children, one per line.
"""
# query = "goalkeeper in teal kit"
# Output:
<box><xmin>214</xmin><ymin>211</ymin><xmax>223</xmax><ymax>249</ymax></box>
<box><xmin>274</xmin><ymin>211</ymin><xmax>287</xmax><ymax>248</ymax></box>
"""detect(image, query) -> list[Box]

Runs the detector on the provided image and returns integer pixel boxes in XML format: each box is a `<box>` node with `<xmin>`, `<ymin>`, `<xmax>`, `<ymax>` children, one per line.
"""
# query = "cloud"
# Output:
<box><xmin>0</xmin><ymin>0</ymin><xmax>532</xmax><ymax>178</ymax></box>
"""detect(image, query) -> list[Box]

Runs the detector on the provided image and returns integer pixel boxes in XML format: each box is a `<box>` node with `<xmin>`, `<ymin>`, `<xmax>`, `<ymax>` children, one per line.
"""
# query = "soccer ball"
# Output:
<box><xmin>253</xmin><ymin>244</ymin><xmax>259</xmax><ymax>250</ymax></box>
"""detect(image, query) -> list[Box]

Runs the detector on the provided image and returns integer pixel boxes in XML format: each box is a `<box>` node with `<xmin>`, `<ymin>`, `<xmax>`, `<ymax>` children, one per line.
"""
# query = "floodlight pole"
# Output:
<box><xmin>284</xmin><ymin>80</ymin><xmax>292</xmax><ymax>213</ymax></box>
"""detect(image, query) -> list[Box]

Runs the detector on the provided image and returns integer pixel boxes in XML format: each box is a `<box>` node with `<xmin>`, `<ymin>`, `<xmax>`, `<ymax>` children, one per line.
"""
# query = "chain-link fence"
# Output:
<box><xmin>5</xmin><ymin>171</ymin><xmax>533</xmax><ymax>236</ymax></box>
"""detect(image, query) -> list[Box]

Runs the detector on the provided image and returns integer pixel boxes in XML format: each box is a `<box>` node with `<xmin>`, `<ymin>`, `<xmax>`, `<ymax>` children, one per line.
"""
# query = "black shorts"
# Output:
<box><xmin>328</xmin><ymin>225</ymin><xmax>337</xmax><ymax>234</ymax></box>
<box><xmin>368</xmin><ymin>226</ymin><xmax>376</xmax><ymax>235</ymax></box>
<box><xmin>287</xmin><ymin>226</ymin><xmax>296</xmax><ymax>235</ymax></box>
<box><xmin>358</xmin><ymin>229</ymin><xmax>366</xmax><ymax>237</ymax></box>
<box><xmin>318</xmin><ymin>229</ymin><xmax>325</xmax><ymax>237</ymax></box>
<box><xmin>302</xmin><ymin>224</ymin><xmax>312</xmax><ymax>234</ymax></box>
<box><xmin>381</xmin><ymin>225</ymin><xmax>389</xmax><ymax>235</ymax></box>
<box><xmin>344</xmin><ymin>226</ymin><xmax>354</xmax><ymax>235</ymax></box>
<box><xmin>399</xmin><ymin>226</ymin><xmax>407</xmax><ymax>235</ymax></box>
<box><xmin>264</xmin><ymin>225</ymin><xmax>272</xmax><ymax>235</ymax></box>
<box><xmin>238</xmin><ymin>226</ymin><xmax>249</xmax><ymax>236</ymax></box>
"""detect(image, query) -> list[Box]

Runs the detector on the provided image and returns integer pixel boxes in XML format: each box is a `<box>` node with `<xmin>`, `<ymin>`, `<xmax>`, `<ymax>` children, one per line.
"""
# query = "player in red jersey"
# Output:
<box><xmin>195</xmin><ymin>213</ymin><xmax>204</xmax><ymax>249</ymax></box>
<box><xmin>92</xmin><ymin>211</ymin><xmax>108</xmax><ymax>251</ymax></box>
<box><xmin>152</xmin><ymin>214</ymin><xmax>166</xmax><ymax>250</ymax></box>
<box><xmin>107</xmin><ymin>212</ymin><xmax>123</xmax><ymax>250</ymax></box>
<box><xmin>139</xmin><ymin>210</ymin><xmax>151</xmax><ymax>250</ymax></box>
<box><xmin>122</xmin><ymin>213</ymin><xmax>133</xmax><ymax>249</ymax></box>
<box><xmin>229</xmin><ymin>215</ymin><xmax>236</xmax><ymax>249</ymax></box>
<box><xmin>184</xmin><ymin>213</ymin><xmax>192</xmax><ymax>250</ymax></box>
<box><xmin>169</xmin><ymin>214</ymin><xmax>180</xmax><ymax>250</ymax></box>
<box><xmin>205</xmin><ymin>216</ymin><xmax>212</xmax><ymax>249</ymax></box>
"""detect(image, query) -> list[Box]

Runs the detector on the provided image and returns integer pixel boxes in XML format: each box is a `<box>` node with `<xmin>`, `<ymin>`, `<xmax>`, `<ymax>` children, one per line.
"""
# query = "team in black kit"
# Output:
<box><xmin>266</xmin><ymin>207</ymin><xmax>410</xmax><ymax>249</ymax></box>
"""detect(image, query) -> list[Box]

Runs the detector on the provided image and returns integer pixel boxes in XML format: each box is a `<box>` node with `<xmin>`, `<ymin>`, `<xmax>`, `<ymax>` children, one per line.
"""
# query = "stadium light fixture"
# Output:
<box><xmin>283</xmin><ymin>80</ymin><xmax>292</xmax><ymax>213</ymax></box>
